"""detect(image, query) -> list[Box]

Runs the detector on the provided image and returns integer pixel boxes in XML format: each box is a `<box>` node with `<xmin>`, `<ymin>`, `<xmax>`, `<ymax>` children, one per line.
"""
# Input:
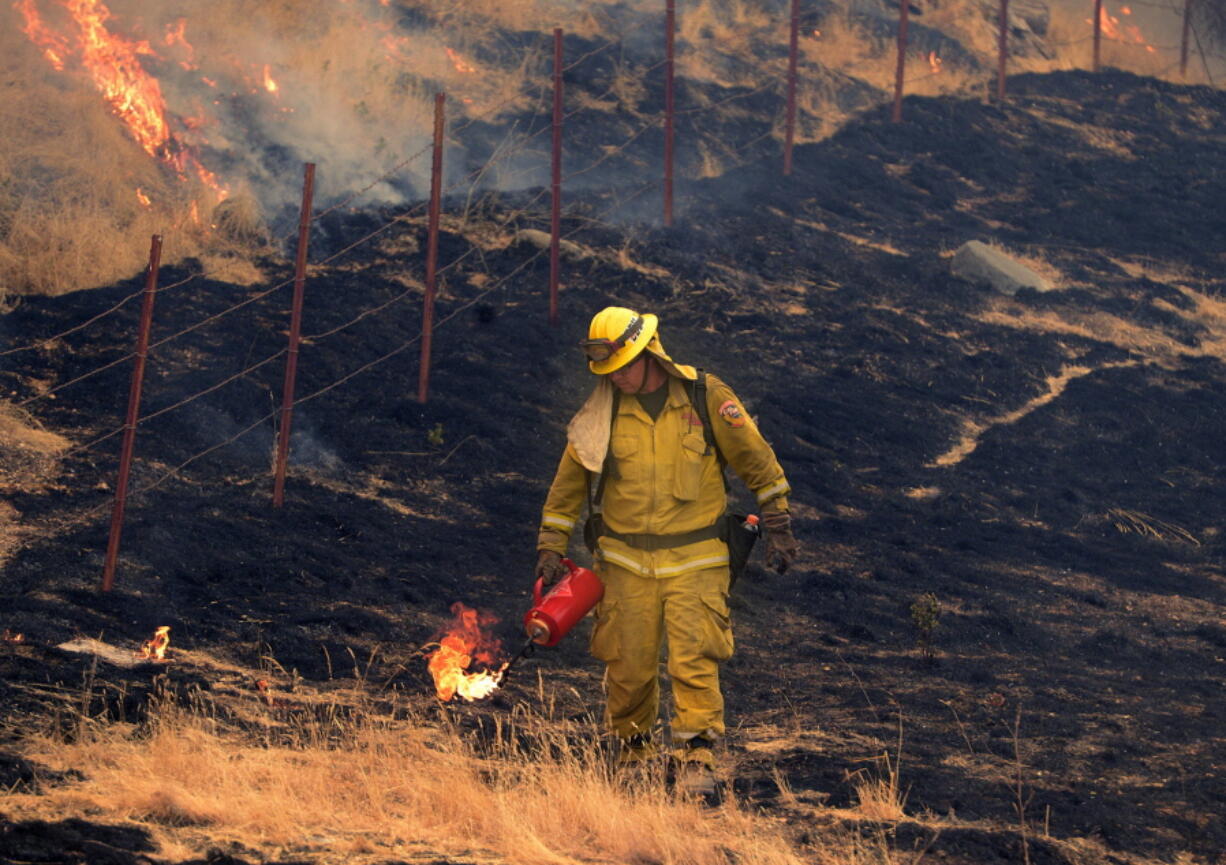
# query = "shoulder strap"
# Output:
<box><xmin>691</xmin><ymin>370</ymin><xmax>721</xmax><ymax>463</ymax></box>
<box><xmin>588</xmin><ymin>389</ymin><xmax>621</xmax><ymax>511</ymax></box>
<box><xmin>692</xmin><ymin>370</ymin><xmax>731</xmax><ymax>494</ymax></box>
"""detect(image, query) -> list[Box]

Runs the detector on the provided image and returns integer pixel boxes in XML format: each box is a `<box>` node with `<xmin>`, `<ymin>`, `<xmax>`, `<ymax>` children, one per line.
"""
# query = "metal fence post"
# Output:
<box><xmin>784</xmin><ymin>0</ymin><xmax>800</xmax><ymax>175</ymax></box>
<box><xmin>419</xmin><ymin>93</ymin><xmax>445</xmax><ymax>403</ymax></box>
<box><xmin>997</xmin><ymin>0</ymin><xmax>1009</xmax><ymax>101</ymax></box>
<box><xmin>892</xmin><ymin>0</ymin><xmax>910</xmax><ymax>122</ymax></box>
<box><xmin>1180</xmin><ymin>0</ymin><xmax>1192</xmax><ymax>78</ymax></box>
<box><xmin>272</xmin><ymin>162</ymin><xmax>316</xmax><ymax>507</ymax></box>
<box><xmin>101</xmin><ymin>234</ymin><xmax>162</xmax><ymax>591</ymax></box>
<box><xmin>1092</xmin><ymin>0</ymin><xmax>1103</xmax><ymax>72</ymax></box>
<box><xmin>664</xmin><ymin>0</ymin><xmax>676</xmax><ymax>226</ymax></box>
<box><xmin>550</xmin><ymin>28</ymin><xmax>563</xmax><ymax>327</ymax></box>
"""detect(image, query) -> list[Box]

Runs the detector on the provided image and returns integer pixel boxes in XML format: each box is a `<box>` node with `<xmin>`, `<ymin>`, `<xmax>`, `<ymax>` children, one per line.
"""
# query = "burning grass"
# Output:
<box><xmin>7</xmin><ymin>694</ymin><xmax>814</xmax><ymax>865</ymax></box>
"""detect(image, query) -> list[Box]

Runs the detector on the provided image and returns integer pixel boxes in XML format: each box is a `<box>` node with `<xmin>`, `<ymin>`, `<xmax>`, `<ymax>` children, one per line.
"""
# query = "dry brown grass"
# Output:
<box><xmin>977</xmin><ymin>280</ymin><xmax>1226</xmax><ymax>369</ymax></box>
<box><xmin>0</xmin><ymin>400</ymin><xmax>69</xmax><ymax>565</ymax></box>
<box><xmin>0</xmin><ymin>400</ymin><xmax>70</xmax><ymax>491</ymax></box>
<box><xmin>7</xmin><ymin>693</ymin><xmax>814</xmax><ymax>865</ymax></box>
<box><xmin>0</xmin><ymin>33</ymin><xmax>214</xmax><ymax>296</ymax></box>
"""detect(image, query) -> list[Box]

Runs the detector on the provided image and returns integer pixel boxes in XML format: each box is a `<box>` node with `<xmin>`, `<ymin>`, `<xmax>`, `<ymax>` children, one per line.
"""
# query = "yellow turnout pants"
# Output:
<box><xmin>588</xmin><ymin>562</ymin><xmax>734</xmax><ymax>745</ymax></box>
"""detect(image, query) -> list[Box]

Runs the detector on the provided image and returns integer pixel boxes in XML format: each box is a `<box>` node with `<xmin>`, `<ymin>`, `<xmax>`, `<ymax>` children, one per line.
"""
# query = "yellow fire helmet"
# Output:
<box><xmin>582</xmin><ymin>306</ymin><xmax>659</xmax><ymax>374</ymax></box>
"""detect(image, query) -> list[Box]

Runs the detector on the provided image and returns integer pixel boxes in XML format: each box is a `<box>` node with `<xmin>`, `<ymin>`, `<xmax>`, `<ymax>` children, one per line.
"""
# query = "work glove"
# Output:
<box><xmin>761</xmin><ymin>511</ymin><xmax>799</xmax><ymax>574</ymax></box>
<box><xmin>535</xmin><ymin>549</ymin><xmax>568</xmax><ymax>587</ymax></box>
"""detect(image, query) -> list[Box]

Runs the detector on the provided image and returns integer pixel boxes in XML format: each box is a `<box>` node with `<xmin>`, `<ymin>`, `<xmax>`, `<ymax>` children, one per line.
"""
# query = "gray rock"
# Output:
<box><xmin>513</xmin><ymin>229</ymin><xmax>589</xmax><ymax>261</ymax></box>
<box><xmin>951</xmin><ymin>240</ymin><xmax>1054</xmax><ymax>295</ymax></box>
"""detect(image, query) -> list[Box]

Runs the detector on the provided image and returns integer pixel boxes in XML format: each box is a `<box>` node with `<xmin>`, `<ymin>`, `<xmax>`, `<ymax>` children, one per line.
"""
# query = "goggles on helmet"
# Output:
<box><xmin>580</xmin><ymin>314</ymin><xmax>644</xmax><ymax>363</ymax></box>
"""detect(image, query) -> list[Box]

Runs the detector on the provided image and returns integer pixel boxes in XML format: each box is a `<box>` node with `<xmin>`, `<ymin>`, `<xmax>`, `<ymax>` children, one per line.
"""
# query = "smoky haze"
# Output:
<box><xmin>8</xmin><ymin>0</ymin><xmax>540</xmax><ymax>215</ymax></box>
<box><xmin>1</xmin><ymin>0</ymin><xmax>1222</xmax><ymax>297</ymax></box>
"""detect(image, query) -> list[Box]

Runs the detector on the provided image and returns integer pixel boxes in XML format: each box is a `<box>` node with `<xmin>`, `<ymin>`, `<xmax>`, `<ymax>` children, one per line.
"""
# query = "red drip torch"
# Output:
<box><xmin>501</xmin><ymin>558</ymin><xmax>604</xmax><ymax>681</ymax></box>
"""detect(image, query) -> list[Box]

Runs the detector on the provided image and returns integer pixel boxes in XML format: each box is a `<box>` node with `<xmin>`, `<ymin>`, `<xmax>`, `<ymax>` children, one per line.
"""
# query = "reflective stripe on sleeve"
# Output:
<box><xmin>542</xmin><ymin>512</ymin><xmax>577</xmax><ymax>532</ymax></box>
<box><xmin>755</xmin><ymin>479</ymin><xmax>791</xmax><ymax>505</ymax></box>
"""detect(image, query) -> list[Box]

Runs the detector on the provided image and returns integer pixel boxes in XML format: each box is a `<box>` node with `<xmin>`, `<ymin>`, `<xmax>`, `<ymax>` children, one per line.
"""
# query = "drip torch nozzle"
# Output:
<box><xmin>497</xmin><ymin>631</ymin><xmax>542</xmax><ymax>684</ymax></box>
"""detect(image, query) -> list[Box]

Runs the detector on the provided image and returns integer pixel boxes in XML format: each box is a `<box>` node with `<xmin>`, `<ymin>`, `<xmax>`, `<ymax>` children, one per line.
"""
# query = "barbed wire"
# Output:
<box><xmin>562</xmin><ymin>57</ymin><xmax>669</xmax><ymax>122</ymax></box>
<box><xmin>1122</xmin><ymin>0</ymin><xmax>1184</xmax><ymax>11</ymax></box>
<box><xmin>677</xmin><ymin>74</ymin><xmax>785</xmax><ymax>116</ymax></box>
<box><xmin>13</xmin><ymin>6</ymin><xmax>1225</xmax><ymax>468</ymax></box>
<box><xmin>0</xmin><ymin>94</ymin><xmax>536</xmax><ymax>421</ymax></box>
<box><xmin>31</xmin><ymin>87</ymin><xmax>658</xmax><ymax>457</ymax></box>
<box><xmin>309</xmin><ymin>143</ymin><xmax>437</xmax><ymax>226</ymax></box>
<box><xmin>0</xmin><ymin>287</ymin><xmax>146</xmax><ymax>358</ymax></box>
<box><xmin>66</xmin><ymin>177</ymin><xmax>657</xmax><ymax>518</ymax></box>
<box><xmin>138</xmin><ymin>350</ymin><xmax>287</xmax><ymax>428</ymax></box>
<box><xmin>562</xmin><ymin>13</ymin><xmax>655</xmax><ymax>74</ymax></box>
<box><xmin>291</xmin><ymin>178</ymin><xmax>657</xmax><ymax>414</ymax></box>
<box><xmin>15</xmin><ymin>352</ymin><xmax>135</xmax><ymax>410</ymax></box>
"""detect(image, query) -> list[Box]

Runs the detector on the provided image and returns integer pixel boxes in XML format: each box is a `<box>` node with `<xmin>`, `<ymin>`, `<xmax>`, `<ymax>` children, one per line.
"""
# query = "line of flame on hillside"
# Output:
<box><xmin>14</xmin><ymin>0</ymin><xmax>241</xmax><ymax>212</ymax></box>
<box><xmin>426</xmin><ymin>603</ymin><xmax>508</xmax><ymax>702</ymax></box>
<box><xmin>1092</xmin><ymin>4</ymin><xmax>1158</xmax><ymax>53</ymax></box>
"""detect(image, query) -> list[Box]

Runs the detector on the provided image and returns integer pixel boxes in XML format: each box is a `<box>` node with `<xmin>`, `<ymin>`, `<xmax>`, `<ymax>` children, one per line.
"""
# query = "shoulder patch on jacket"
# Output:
<box><xmin>718</xmin><ymin>399</ymin><xmax>745</xmax><ymax>428</ymax></box>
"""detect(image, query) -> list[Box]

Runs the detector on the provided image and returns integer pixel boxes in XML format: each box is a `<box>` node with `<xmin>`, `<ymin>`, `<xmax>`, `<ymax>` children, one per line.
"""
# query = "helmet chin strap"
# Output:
<box><xmin>634</xmin><ymin>356</ymin><xmax>650</xmax><ymax>393</ymax></box>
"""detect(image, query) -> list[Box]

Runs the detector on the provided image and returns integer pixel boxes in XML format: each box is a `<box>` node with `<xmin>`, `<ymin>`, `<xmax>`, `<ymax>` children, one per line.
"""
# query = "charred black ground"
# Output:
<box><xmin>2</xmin><ymin>68</ymin><xmax>1225</xmax><ymax>864</ymax></box>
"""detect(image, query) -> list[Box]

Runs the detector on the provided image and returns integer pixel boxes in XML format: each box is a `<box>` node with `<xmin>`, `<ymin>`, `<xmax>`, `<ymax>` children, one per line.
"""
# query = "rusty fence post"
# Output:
<box><xmin>550</xmin><ymin>28</ymin><xmax>563</xmax><ymax>327</ymax></box>
<box><xmin>784</xmin><ymin>0</ymin><xmax>800</xmax><ymax>175</ymax></box>
<box><xmin>1180</xmin><ymin>0</ymin><xmax>1191</xmax><ymax>78</ymax></box>
<box><xmin>664</xmin><ymin>0</ymin><xmax>676</xmax><ymax>226</ymax></box>
<box><xmin>997</xmin><ymin>0</ymin><xmax>1009</xmax><ymax>101</ymax></box>
<box><xmin>1092</xmin><ymin>0</ymin><xmax>1103</xmax><ymax>72</ymax></box>
<box><xmin>892</xmin><ymin>0</ymin><xmax>910</xmax><ymax>122</ymax></box>
<box><xmin>101</xmin><ymin>234</ymin><xmax>163</xmax><ymax>592</ymax></box>
<box><xmin>419</xmin><ymin>93</ymin><xmax>445</xmax><ymax>404</ymax></box>
<box><xmin>272</xmin><ymin>162</ymin><xmax>316</xmax><ymax>508</ymax></box>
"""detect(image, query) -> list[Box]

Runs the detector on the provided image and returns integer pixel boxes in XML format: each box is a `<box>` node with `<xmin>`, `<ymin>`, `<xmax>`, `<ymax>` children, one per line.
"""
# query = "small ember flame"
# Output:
<box><xmin>135</xmin><ymin>625</ymin><xmax>170</xmax><ymax>661</ymax></box>
<box><xmin>135</xmin><ymin>187</ymin><xmax>151</xmax><ymax>207</ymax></box>
<box><xmin>2</xmin><ymin>629</ymin><xmax>24</xmax><ymax>644</ymax></box>
<box><xmin>262</xmin><ymin>64</ymin><xmax>279</xmax><ymax>94</ymax></box>
<box><xmin>928</xmin><ymin>51</ymin><xmax>943</xmax><ymax>75</ymax></box>
<box><xmin>445</xmin><ymin>47</ymin><xmax>478</xmax><ymax>75</ymax></box>
<box><xmin>426</xmin><ymin>603</ymin><xmax>507</xmax><ymax>702</ymax></box>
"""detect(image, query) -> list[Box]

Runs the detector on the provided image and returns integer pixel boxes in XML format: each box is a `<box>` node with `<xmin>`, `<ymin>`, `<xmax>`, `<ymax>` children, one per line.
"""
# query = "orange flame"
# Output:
<box><xmin>2</xmin><ymin>628</ymin><xmax>24</xmax><ymax>644</ymax></box>
<box><xmin>1092</xmin><ymin>4</ymin><xmax>1157</xmax><ymax>53</ymax></box>
<box><xmin>17</xmin><ymin>0</ymin><xmax>227</xmax><ymax>198</ymax></box>
<box><xmin>262</xmin><ymin>64</ymin><xmax>279</xmax><ymax>94</ymax></box>
<box><xmin>426</xmin><ymin>603</ymin><xmax>507</xmax><ymax>702</ymax></box>
<box><xmin>135</xmin><ymin>625</ymin><xmax>170</xmax><ymax>661</ymax></box>
<box><xmin>14</xmin><ymin>0</ymin><xmax>70</xmax><ymax>70</ymax></box>
<box><xmin>928</xmin><ymin>51</ymin><xmax>943</xmax><ymax>74</ymax></box>
<box><xmin>135</xmin><ymin>187</ymin><xmax>151</xmax><ymax>207</ymax></box>
<box><xmin>163</xmin><ymin>17</ymin><xmax>196</xmax><ymax>70</ymax></box>
<box><xmin>67</xmin><ymin>0</ymin><xmax>171</xmax><ymax>160</ymax></box>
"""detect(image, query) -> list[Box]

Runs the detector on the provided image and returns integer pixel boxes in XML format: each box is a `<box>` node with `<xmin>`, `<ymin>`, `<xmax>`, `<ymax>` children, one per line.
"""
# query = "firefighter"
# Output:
<box><xmin>534</xmin><ymin>306</ymin><xmax>799</xmax><ymax>799</ymax></box>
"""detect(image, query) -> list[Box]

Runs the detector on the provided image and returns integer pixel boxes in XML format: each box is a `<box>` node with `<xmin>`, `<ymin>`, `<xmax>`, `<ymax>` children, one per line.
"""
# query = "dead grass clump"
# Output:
<box><xmin>1107</xmin><ymin>508</ymin><xmax>1200</xmax><ymax>546</ymax></box>
<box><xmin>10</xmin><ymin>701</ymin><xmax>811</xmax><ymax>865</ymax></box>
<box><xmin>848</xmin><ymin>750</ymin><xmax>908</xmax><ymax>822</ymax></box>
<box><xmin>210</xmin><ymin>194</ymin><xmax>269</xmax><ymax>249</ymax></box>
<box><xmin>0</xmin><ymin>401</ymin><xmax>69</xmax><ymax>499</ymax></box>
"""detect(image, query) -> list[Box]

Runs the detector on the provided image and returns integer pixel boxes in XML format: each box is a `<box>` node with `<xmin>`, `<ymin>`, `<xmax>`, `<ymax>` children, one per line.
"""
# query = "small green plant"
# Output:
<box><xmin>909</xmin><ymin>592</ymin><xmax>941</xmax><ymax>661</ymax></box>
<box><xmin>427</xmin><ymin>423</ymin><xmax>445</xmax><ymax>446</ymax></box>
